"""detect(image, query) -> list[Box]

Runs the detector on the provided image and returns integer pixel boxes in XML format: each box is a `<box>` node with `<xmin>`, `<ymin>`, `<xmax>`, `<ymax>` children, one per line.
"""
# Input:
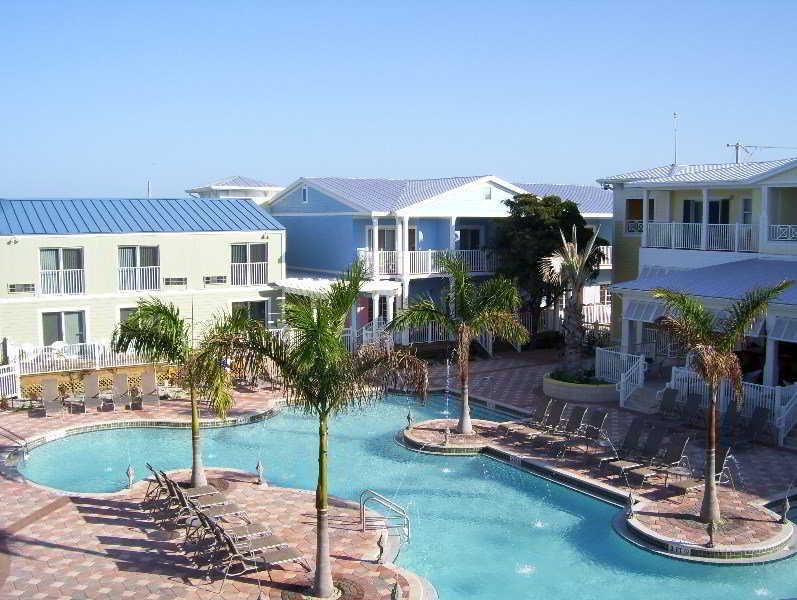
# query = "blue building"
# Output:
<box><xmin>269</xmin><ymin>176</ymin><xmax>612</xmax><ymax>333</ymax></box>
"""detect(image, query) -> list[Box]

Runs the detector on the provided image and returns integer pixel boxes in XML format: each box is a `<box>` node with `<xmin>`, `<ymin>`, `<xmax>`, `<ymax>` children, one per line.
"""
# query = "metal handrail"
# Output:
<box><xmin>359</xmin><ymin>489</ymin><xmax>410</xmax><ymax>542</ymax></box>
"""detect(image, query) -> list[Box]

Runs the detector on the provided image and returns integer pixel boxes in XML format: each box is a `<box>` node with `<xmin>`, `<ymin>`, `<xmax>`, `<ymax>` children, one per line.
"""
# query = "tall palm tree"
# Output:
<box><xmin>541</xmin><ymin>225</ymin><xmax>600</xmax><ymax>368</ymax></box>
<box><xmin>652</xmin><ymin>281</ymin><xmax>791</xmax><ymax>524</ymax></box>
<box><xmin>195</xmin><ymin>261</ymin><xmax>427</xmax><ymax>599</ymax></box>
<box><xmin>111</xmin><ymin>298</ymin><xmax>234</xmax><ymax>488</ymax></box>
<box><xmin>387</xmin><ymin>255</ymin><xmax>528</xmax><ymax>435</ymax></box>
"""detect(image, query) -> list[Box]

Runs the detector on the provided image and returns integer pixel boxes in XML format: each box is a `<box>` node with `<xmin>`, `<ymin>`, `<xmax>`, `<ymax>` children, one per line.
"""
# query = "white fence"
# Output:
<box><xmin>769</xmin><ymin>224</ymin><xmax>797</xmax><ymax>242</ymax></box>
<box><xmin>0</xmin><ymin>364</ymin><xmax>20</xmax><ymax>398</ymax></box>
<box><xmin>118</xmin><ymin>266</ymin><xmax>161</xmax><ymax>291</ymax></box>
<box><xmin>646</xmin><ymin>222</ymin><xmax>758</xmax><ymax>252</ymax></box>
<box><xmin>597</xmin><ymin>245</ymin><xmax>612</xmax><ymax>268</ymax></box>
<box><xmin>358</xmin><ymin>249</ymin><xmax>498</xmax><ymax>277</ymax></box>
<box><xmin>618</xmin><ymin>354</ymin><xmax>645</xmax><ymax>408</ymax></box>
<box><xmin>40</xmin><ymin>268</ymin><xmax>85</xmax><ymax>295</ymax></box>
<box><xmin>12</xmin><ymin>342</ymin><xmax>152</xmax><ymax>376</ymax></box>
<box><xmin>231</xmin><ymin>262</ymin><xmax>269</xmax><ymax>286</ymax></box>
<box><xmin>646</xmin><ymin>222</ymin><xmax>702</xmax><ymax>250</ymax></box>
<box><xmin>595</xmin><ymin>347</ymin><xmax>642</xmax><ymax>384</ymax></box>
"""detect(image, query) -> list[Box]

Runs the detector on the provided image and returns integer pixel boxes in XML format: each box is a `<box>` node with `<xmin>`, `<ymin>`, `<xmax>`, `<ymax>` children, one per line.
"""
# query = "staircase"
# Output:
<box><xmin>621</xmin><ymin>382</ymin><xmax>663</xmax><ymax>414</ymax></box>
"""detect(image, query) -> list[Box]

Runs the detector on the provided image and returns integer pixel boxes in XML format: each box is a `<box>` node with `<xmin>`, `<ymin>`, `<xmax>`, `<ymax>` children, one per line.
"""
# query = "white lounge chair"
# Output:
<box><xmin>82</xmin><ymin>373</ymin><xmax>107</xmax><ymax>412</ymax></box>
<box><xmin>109</xmin><ymin>373</ymin><xmax>129</xmax><ymax>411</ymax></box>
<box><xmin>134</xmin><ymin>367</ymin><xmax>160</xmax><ymax>410</ymax></box>
<box><xmin>41</xmin><ymin>378</ymin><xmax>63</xmax><ymax>417</ymax></box>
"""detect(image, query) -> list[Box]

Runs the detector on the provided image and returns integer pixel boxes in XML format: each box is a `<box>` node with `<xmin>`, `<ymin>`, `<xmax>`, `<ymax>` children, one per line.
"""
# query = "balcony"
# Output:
<box><xmin>357</xmin><ymin>248</ymin><xmax>498</xmax><ymax>277</ymax></box>
<box><xmin>597</xmin><ymin>245</ymin><xmax>612</xmax><ymax>268</ymax></box>
<box><xmin>119</xmin><ymin>266</ymin><xmax>161</xmax><ymax>291</ymax></box>
<box><xmin>768</xmin><ymin>225</ymin><xmax>797</xmax><ymax>242</ymax></box>
<box><xmin>39</xmin><ymin>269</ymin><xmax>85</xmax><ymax>295</ymax></box>
<box><xmin>644</xmin><ymin>222</ymin><xmax>759</xmax><ymax>252</ymax></box>
<box><xmin>231</xmin><ymin>262</ymin><xmax>269</xmax><ymax>286</ymax></box>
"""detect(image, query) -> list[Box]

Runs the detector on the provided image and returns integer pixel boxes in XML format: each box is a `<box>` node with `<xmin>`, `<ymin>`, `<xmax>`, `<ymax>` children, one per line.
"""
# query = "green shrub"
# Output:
<box><xmin>531</xmin><ymin>330</ymin><xmax>563</xmax><ymax>349</ymax></box>
<box><xmin>548</xmin><ymin>368</ymin><xmax>610</xmax><ymax>385</ymax></box>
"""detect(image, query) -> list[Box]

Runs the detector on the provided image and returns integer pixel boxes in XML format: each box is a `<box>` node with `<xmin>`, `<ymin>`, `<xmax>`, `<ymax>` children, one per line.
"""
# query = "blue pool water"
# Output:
<box><xmin>19</xmin><ymin>394</ymin><xmax>797</xmax><ymax>599</ymax></box>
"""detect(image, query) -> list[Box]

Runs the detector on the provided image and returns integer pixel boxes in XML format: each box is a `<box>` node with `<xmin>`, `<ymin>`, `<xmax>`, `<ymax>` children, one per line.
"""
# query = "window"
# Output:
<box><xmin>682</xmin><ymin>199</ymin><xmax>703</xmax><ymax>224</ymax></box>
<box><xmin>366</xmin><ymin>227</ymin><xmax>397</xmax><ymax>251</ymax></box>
<box><xmin>301</xmin><ymin>186</ymin><xmax>309</xmax><ymax>203</ymax></box>
<box><xmin>599</xmin><ymin>285</ymin><xmax>611</xmax><ymax>305</ymax></box>
<box><xmin>119</xmin><ymin>307</ymin><xmax>136</xmax><ymax>323</ymax></box>
<box><xmin>232</xmin><ymin>300</ymin><xmax>270</xmax><ymax>326</ymax></box>
<box><xmin>39</xmin><ymin>247</ymin><xmax>85</xmax><ymax>294</ymax></box>
<box><xmin>625</xmin><ymin>198</ymin><xmax>646</xmax><ymax>233</ymax></box>
<box><xmin>743</xmin><ymin>198</ymin><xmax>753</xmax><ymax>225</ymax></box>
<box><xmin>42</xmin><ymin>311</ymin><xmax>85</xmax><ymax>346</ymax></box>
<box><xmin>118</xmin><ymin>246</ymin><xmax>160</xmax><ymax>291</ymax></box>
<box><xmin>457</xmin><ymin>228</ymin><xmax>481</xmax><ymax>250</ymax></box>
<box><xmin>708</xmin><ymin>198</ymin><xmax>730</xmax><ymax>224</ymax></box>
<box><xmin>482</xmin><ymin>186</ymin><xmax>492</xmax><ymax>200</ymax></box>
<box><xmin>231</xmin><ymin>243</ymin><xmax>268</xmax><ymax>285</ymax></box>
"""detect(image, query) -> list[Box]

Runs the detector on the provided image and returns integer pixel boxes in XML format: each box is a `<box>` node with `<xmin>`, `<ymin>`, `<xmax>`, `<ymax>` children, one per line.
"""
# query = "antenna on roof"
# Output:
<box><xmin>726</xmin><ymin>142</ymin><xmax>797</xmax><ymax>164</ymax></box>
<box><xmin>672</xmin><ymin>112</ymin><xmax>678</xmax><ymax>165</ymax></box>
<box><xmin>146</xmin><ymin>179</ymin><xmax>151</xmax><ymax>199</ymax></box>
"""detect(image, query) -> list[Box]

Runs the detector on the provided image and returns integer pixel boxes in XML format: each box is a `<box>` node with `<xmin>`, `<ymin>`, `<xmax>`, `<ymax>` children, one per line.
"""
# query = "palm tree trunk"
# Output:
<box><xmin>189</xmin><ymin>385</ymin><xmax>208</xmax><ymax>488</ymax></box>
<box><xmin>457</xmin><ymin>334</ymin><xmax>473</xmax><ymax>435</ymax></box>
<box><xmin>700</xmin><ymin>383</ymin><xmax>722</xmax><ymax>524</ymax></box>
<box><xmin>313</xmin><ymin>415</ymin><xmax>334</xmax><ymax>598</ymax></box>
<box><xmin>562</xmin><ymin>291</ymin><xmax>582</xmax><ymax>370</ymax></box>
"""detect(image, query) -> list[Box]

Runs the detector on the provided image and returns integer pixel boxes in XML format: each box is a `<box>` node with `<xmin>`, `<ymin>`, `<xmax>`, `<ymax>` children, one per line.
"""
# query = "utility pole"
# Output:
<box><xmin>672</xmin><ymin>112</ymin><xmax>678</xmax><ymax>165</ymax></box>
<box><xmin>725</xmin><ymin>142</ymin><xmax>797</xmax><ymax>163</ymax></box>
<box><xmin>726</xmin><ymin>141</ymin><xmax>744</xmax><ymax>164</ymax></box>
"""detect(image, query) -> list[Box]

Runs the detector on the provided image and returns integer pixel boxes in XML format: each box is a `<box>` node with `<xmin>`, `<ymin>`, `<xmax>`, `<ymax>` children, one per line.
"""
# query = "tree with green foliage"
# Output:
<box><xmin>653</xmin><ymin>281</ymin><xmax>791</xmax><ymax>524</ymax></box>
<box><xmin>195</xmin><ymin>261</ymin><xmax>428</xmax><ymax>598</ymax></box>
<box><xmin>493</xmin><ymin>194</ymin><xmax>605</xmax><ymax>335</ymax></box>
<box><xmin>111</xmin><ymin>298</ymin><xmax>235</xmax><ymax>488</ymax></box>
<box><xmin>387</xmin><ymin>255</ymin><xmax>528</xmax><ymax>435</ymax></box>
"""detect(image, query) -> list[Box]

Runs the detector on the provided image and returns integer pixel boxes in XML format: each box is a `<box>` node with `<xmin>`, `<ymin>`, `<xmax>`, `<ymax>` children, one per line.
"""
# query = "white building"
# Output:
<box><xmin>186</xmin><ymin>176</ymin><xmax>284</xmax><ymax>205</ymax></box>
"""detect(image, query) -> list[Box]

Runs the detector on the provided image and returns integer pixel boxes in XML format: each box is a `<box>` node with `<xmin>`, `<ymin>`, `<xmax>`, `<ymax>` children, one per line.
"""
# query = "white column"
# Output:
<box><xmin>371</xmin><ymin>217</ymin><xmax>380</xmax><ymax>278</ymax></box>
<box><xmin>401</xmin><ymin>280</ymin><xmax>410</xmax><ymax>344</ymax></box>
<box><xmin>350</xmin><ymin>299</ymin><xmax>358</xmax><ymax>332</ymax></box>
<box><xmin>621</xmin><ymin>319</ymin><xmax>633</xmax><ymax>353</ymax></box>
<box><xmin>449</xmin><ymin>216</ymin><xmax>457</xmax><ymax>250</ymax></box>
<box><xmin>764</xmin><ymin>335</ymin><xmax>779</xmax><ymax>386</ymax></box>
<box><xmin>641</xmin><ymin>189</ymin><xmax>649</xmax><ymax>247</ymax></box>
<box><xmin>371</xmin><ymin>293</ymin><xmax>380</xmax><ymax>322</ymax></box>
<box><xmin>402</xmin><ymin>216</ymin><xmax>410</xmax><ymax>274</ymax></box>
<box><xmin>701</xmin><ymin>188</ymin><xmax>709</xmax><ymax>250</ymax></box>
<box><xmin>386</xmin><ymin>294</ymin><xmax>395</xmax><ymax>322</ymax></box>
<box><xmin>761</xmin><ymin>185</ymin><xmax>770</xmax><ymax>248</ymax></box>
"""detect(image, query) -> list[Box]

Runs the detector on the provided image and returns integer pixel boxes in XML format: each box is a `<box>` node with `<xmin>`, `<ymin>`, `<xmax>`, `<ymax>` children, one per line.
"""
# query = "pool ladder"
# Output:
<box><xmin>359</xmin><ymin>489</ymin><xmax>411</xmax><ymax>543</ymax></box>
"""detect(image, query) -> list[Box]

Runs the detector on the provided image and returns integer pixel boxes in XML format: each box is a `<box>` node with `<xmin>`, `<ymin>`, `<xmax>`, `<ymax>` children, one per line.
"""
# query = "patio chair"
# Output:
<box><xmin>134</xmin><ymin>367</ymin><xmax>160</xmax><ymax>410</ymax></box>
<box><xmin>529</xmin><ymin>406</ymin><xmax>586</xmax><ymax>449</ymax></box>
<box><xmin>538</xmin><ymin>400</ymin><xmax>568</xmax><ymax>432</ymax></box>
<box><xmin>658</xmin><ymin>387</ymin><xmax>681</xmax><ymax>420</ymax></box>
<box><xmin>40</xmin><ymin>378</ymin><xmax>63</xmax><ymax>417</ymax></box>
<box><xmin>108</xmin><ymin>373</ymin><xmax>129</xmax><ymax>411</ymax></box>
<box><xmin>667</xmin><ymin>446</ymin><xmax>734</xmax><ymax>499</ymax></box>
<box><xmin>497</xmin><ymin>398</ymin><xmax>551</xmax><ymax>433</ymax></box>
<box><xmin>556</xmin><ymin>408</ymin><xmax>608</xmax><ymax>456</ymax></box>
<box><xmin>604</xmin><ymin>426</ymin><xmax>667</xmax><ymax>479</ymax></box>
<box><xmin>629</xmin><ymin>434</ymin><xmax>691</xmax><ymax>485</ymax></box>
<box><xmin>162</xmin><ymin>475</ymin><xmax>248</xmax><ymax>529</ymax></box>
<box><xmin>188</xmin><ymin>505</ymin><xmax>278</xmax><ymax>566</ymax></box>
<box><xmin>593</xmin><ymin>416</ymin><xmax>646</xmax><ymax>468</ymax></box>
<box><xmin>81</xmin><ymin>373</ymin><xmax>107</xmax><ymax>413</ymax></box>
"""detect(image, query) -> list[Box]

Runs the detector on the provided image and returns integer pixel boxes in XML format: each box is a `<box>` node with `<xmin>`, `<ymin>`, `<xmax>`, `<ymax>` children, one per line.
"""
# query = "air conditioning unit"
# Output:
<box><xmin>7</xmin><ymin>283</ymin><xmax>35</xmax><ymax>293</ymax></box>
<box><xmin>203</xmin><ymin>275</ymin><xmax>227</xmax><ymax>285</ymax></box>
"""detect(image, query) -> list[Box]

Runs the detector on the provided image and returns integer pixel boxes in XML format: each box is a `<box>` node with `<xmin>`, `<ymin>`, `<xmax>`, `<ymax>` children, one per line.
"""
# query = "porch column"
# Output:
<box><xmin>386</xmin><ymin>294</ymin><xmax>395</xmax><ymax>322</ymax></box>
<box><xmin>764</xmin><ymin>335</ymin><xmax>779</xmax><ymax>386</ymax></box>
<box><xmin>371</xmin><ymin>293</ymin><xmax>380</xmax><ymax>322</ymax></box>
<box><xmin>401</xmin><ymin>280</ymin><xmax>410</xmax><ymax>344</ymax></box>
<box><xmin>371</xmin><ymin>217</ymin><xmax>380</xmax><ymax>278</ymax></box>
<box><xmin>641</xmin><ymin>189</ymin><xmax>649</xmax><ymax>247</ymax></box>
<box><xmin>449</xmin><ymin>216</ymin><xmax>457</xmax><ymax>250</ymax></box>
<box><xmin>760</xmin><ymin>185</ymin><xmax>770</xmax><ymax>249</ymax></box>
<box><xmin>700</xmin><ymin>188</ymin><xmax>709</xmax><ymax>250</ymax></box>
<box><xmin>621</xmin><ymin>319</ymin><xmax>634</xmax><ymax>353</ymax></box>
<box><xmin>350</xmin><ymin>300</ymin><xmax>358</xmax><ymax>332</ymax></box>
<box><xmin>402</xmin><ymin>215</ymin><xmax>410</xmax><ymax>276</ymax></box>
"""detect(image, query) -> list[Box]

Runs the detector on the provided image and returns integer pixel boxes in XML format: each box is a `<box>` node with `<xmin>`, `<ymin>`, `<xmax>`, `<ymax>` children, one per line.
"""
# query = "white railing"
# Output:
<box><xmin>583</xmin><ymin>303</ymin><xmax>611</xmax><ymax>325</ymax></box>
<box><xmin>40</xmin><ymin>269</ymin><xmax>85</xmax><ymax>295</ymax></box>
<box><xmin>647</xmin><ymin>222</ymin><xmax>760</xmax><ymax>252</ymax></box>
<box><xmin>776</xmin><ymin>386</ymin><xmax>797</xmax><ymax>446</ymax></box>
<box><xmin>738</xmin><ymin>224</ymin><xmax>759</xmax><ymax>252</ymax></box>
<box><xmin>645</xmin><ymin>222</ymin><xmax>703</xmax><ymax>249</ymax></box>
<box><xmin>231</xmin><ymin>262</ymin><xmax>269</xmax><ymax>286</ymax></box>
<box><xmin>379</xmin><ymin>251</ymin><xmax>400</xmax><ymax>275</ymax></box>
<box><xmin>597</xmin><ymin>245</ymin><xmax>612</xmax><ymax>268</ymax></box>
<box><xmin>457</xmin><ymin>249</ymin><xmax>497</xmax><ymax>273</ymax></box>
<box><xmin>119</xmin><ymin>266</ymin><xmax>161</xmax><ymax>291</ymax></box>
<box><xmin>769</xmin><ymin>224</ymin><xmax>797</xmax><ymax>242</ymax></box>
<box><xmin>706</xmin><ymin>224</ymin><xmax>735</xmax><ymax>251</ymax></box>
<box><xmin>406</xmin><ymin>322</ymin><xmax>452</xmax><ymax>345</ymax></box>
<box><xmin>359</xmin><ymin>248</ymin><xmax>498</xmax><ymax>277</ymax></box>
<box><xmin>12</xmin><ymin>342</ymin><xmax>152</xmax><ymax>375</ymax></box>
<box><xmin>625</xmin><ymin>220</ymin><xmax>643</xmax><ymax>234</ymax></box>
<box><xmin>618</xmin><ymin>354</ymin><xmax>645</xmax><ymax>408</ymax></box>
<box><xmin>595</xmin><ymin>347</ymin><xmax>642</xmax><ymax>384</ymax></box>
<box><xmin>0</xmin><ymin>364</ymin><xmax>20</xmax><ymax>398</ymax></box>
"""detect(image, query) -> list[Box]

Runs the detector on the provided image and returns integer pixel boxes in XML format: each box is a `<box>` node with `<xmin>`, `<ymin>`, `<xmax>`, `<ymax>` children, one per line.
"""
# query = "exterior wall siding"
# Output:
<box><xmin>279</xmin><ymin>215</ymin><xmax>355</xmax><ymax>274</ymax></box>
<box><xmin>270</xmin><ymin>185</ymin><xmax>355</xmax><ymax>214</ymax></box>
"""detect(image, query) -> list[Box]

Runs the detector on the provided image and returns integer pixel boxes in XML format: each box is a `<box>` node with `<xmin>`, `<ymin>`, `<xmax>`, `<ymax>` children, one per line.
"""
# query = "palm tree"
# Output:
<box><xmin>541</xmin><ymin>225</ymin><xmax>600</xmax><ymax>369</ymax></box>
<box><xmin>195</xmin><ymin>261</ymin><xmax>427</xmax><ymax>599</ymax></box>
<box><xmin>652</xmin><ymin>281</ymin><xmax>791</xmax><ymax>524</ymax></box>
<box><xmin>111</xmin><ymin>298</ymin><xmax>234</xmax><ymax>488</ymax></box>
<box><xmin>387</xmin><ymin>255</ymin><xmax>528</xmax><ymax>435</ymax></box>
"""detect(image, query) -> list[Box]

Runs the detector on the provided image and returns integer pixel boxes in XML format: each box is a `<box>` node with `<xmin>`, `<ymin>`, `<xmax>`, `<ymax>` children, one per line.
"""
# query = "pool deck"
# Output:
<box><xmin>0</xmin><ymin>385</ymin><xmax>426</xmax><ymax>599</ymax></box>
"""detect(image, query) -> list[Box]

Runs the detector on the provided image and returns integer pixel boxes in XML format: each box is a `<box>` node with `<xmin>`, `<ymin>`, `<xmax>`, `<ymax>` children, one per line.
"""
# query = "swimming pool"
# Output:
<box><xmin>19</xmin><ymin>394</ymin><xmax>797</xmax><ymax>599</ymax></box>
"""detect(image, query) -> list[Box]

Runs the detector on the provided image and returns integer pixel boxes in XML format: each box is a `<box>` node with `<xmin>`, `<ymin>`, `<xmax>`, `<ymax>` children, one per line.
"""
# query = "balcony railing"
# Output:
<box><xmin>769</xmin><ymin>224</ymin><xmax>797</xmax><ymax>242</ymax></box>
<box><xmin>625</xmin><ymin>220</ymin><xmax>643</xmax><ymax>234</ymax></box>
<box><xmin>39</xmin><ymin>268</ymin><xmax>85</xmax><ymax>295</ymax></box>
<box><xmin>12</xmin><ymin>342</ymin><xmax>151</xmax><ymax>376</ymax></box>
<box><xmin>358</xmin><ymin>249</ymin><xmax>498</xmax><ymax>277</ymax></box>
<box><xmin>231</xmin><ymin>262</ymin><xmax>269</xmax><ymax>286</ymax></box>
<box><xmin>119</xmin><ymin>266</ymin><xmax>161</xmax><ymax>291</ymax></box>
<box><xmin>645</xmin><ymin>222</ymin><xmax>758</xmax><ymax>252</ymax></box>
<box><xmin>597</xmin><ymin>245</ymin><xmax>612</xmax><ymax>268</ymax></box>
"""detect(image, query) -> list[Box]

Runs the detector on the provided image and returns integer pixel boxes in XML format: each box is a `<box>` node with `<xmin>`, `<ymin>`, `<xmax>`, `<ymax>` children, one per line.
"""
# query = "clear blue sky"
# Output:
<box><xmin>2</xmin><ymin>0</ymin><xmax>797</xmax><ymax>198</ymax></box>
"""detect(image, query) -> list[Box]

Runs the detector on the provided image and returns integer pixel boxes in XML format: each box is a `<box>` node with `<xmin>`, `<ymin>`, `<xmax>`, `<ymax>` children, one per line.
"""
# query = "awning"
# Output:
<box><xmin>624</xmin><ymin>300</ymin><xmax>666</xmax><ymax>323</ymax></box>
<box><xmin>770</xmin><ymin>317</ymin><xmax>797</xmax><ymax>343</ymax></box>
<box><xmin>276</xmin><ymin>277</ymin><xmax>401</xmax><ymax>298</ymax></box>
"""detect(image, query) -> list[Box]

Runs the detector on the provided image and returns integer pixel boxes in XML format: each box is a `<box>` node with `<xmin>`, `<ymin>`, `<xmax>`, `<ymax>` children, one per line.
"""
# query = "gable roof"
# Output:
<box><xmin>301</xmin><ymin>176</ymin><xmax>488</xmax><ymax>213</ymax></box>
<box><xmin>0</xmin><ymin>198</ymin><xmax>284</xmax><ymax>236</ymax></box>
<box><xmin>598</xmin><ymin>157</ymin><xmax>797</xmax><ymax>187</ymax></box>
<box><xmin>513</xmin><ymin>183</ymin><xmax>612</xmax><ymax>216</ymax></box>
<box><xmin>613</xmin><ymin>258</ymin><xmax>797</xmax><ymax>306</ymax></box>
<box><xmin>187</xmin><ymin>175</ymin><xmax>280</xmax><ymax>192</ymax></box>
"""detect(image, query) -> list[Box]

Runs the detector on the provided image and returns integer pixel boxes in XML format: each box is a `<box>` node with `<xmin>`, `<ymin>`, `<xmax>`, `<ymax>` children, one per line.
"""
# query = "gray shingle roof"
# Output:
<box><xmin>598</xmin><ymin>157</ymin><xmax>797</xmax><ymax>186</ymax></box>
<box><xmin>513</xmin><ymin>183</ymin><xmax>612</xmax><ymax>216</ymax></box>
<box><xmin>614</xmin><ymin>259</ymin><xmax>797</xmax><ymax>306</ymax></box>
<box><xmin>190</xmin><ymin>175</ymin><xmax>278</xmax><ymax>190</ymax></box>
<box><xmin>0</xmin><ymin>198</ymin><xmax>284</xmax><ymax>236</ymax></box>
<box><xmin>305</xmin><ymin>176</ymin><xmax>487</xmax><ymax>212</ymax></box>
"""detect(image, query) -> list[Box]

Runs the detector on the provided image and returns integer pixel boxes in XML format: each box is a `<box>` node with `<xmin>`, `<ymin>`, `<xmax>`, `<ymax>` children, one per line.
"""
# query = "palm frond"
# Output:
<box><xmin>651</xmin><ymin>288</ymin><xmax>716</xmax><ymax>348</ymax></box>
<box><xmin>470</xmin><ymin>309</ymin><xmax>529</xmax><ymax>345</ymax></box>
<box><xmin>111</xmin><ymin>297</ymin><xmax>190</xmax><ymax>364</ymax></box>
<box><xmin>387</xmin><ymin>297</ymin><xmax>456</xmax><ymax>334</ymax></box>
<box><xmin>719</xmin><ymin>280</ymin><xmax>793</xmax><ymax>352</ymax></box>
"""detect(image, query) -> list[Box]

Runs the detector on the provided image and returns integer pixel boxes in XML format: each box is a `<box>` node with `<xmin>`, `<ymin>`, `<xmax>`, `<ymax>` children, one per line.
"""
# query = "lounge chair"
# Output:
<box><xmin>162</xmin><ymin>475</ymin><xmax>248</xmax><ymax>528</ymax></box>
<box><xmin>629</xmin><ymin>434</ymin><xmax>691</xmax><ymax>485</ymax></box>
<box><xmin>109</xmin><ymin>373</ymin><xmax>129</xmax><ymax>411</ymax></box>
<box><xmin>81</xmin><ymin>373</ymin><xmax>108</xmax><ymax>413</ymax></box>
<box><xmin>529</xmin><ymin>406</ymin><xmax>586</xmax><ymax>449</ymax></box>
<box><xmin>538</xmin><ymin>399</ymin><xmax>568</xmax><ymax>432</ymax></box>
<box><xmin>188</xmin><ymin>505</ymin><xmax>278</xmax><ymax>566</ymax></box>
<box><xmin>658</xmin><ymin>387</ymin><xmax>681</xmax><ymax>420</ymax></box>
<box><xmin>134</xmin><ymin>367</ymin><xmax>160</xmax><ymax>410</ymax></box>
<box><xmin>667</xmin><ymin>446</ymin><xmax>734</xmax><ymax>499</ymax></box>
<box><xmin>605</xmin><ymin>427</ymin><xmax>667</xmax><ymax>479</ymax></box>
<box><xmin>497</xmin><ymin>398</ymin><xmax>551</xmax><ymax>433</ymax></box>
<box><xmin>41</xmin><ymin>378</ymin><xmax>63</xmax><ymax>417</ymax></box>
<box><xmin>594</xmin><ymin>416</ymin><xmax>646</xmax><ymax>468</ymax></box>
<box><xmin>556</xmin><ymin>409</ymin><xmax>608</xmax><ymax>456</ymax></box>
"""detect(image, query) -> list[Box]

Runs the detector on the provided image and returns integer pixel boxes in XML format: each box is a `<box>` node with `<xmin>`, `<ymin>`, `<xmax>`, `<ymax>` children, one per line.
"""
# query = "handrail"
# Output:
<box><xmin>360</xmin><ymin>489</ymin><xmax>411</xmax><ymax>542</ymax></box>
<box><xmin>776</xmin><ymin>386</ymin><xmax>797</xmax><ymax>446</ymax></box>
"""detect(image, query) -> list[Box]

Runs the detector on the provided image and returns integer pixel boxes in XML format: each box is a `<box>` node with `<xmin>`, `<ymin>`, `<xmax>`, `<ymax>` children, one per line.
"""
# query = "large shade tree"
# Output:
<box><xmin>195</xmin><ymin>261</ymin><xmax>427</xmax><ymax>598</ymax></box>
<box><xmin>111</xmin><ymin>298</ymin><xmax>235</xmax><ymax>487</ymax></box>
<box><xmin>652</xmin><ymin>281</ymin><xmax>791</xmax><ymax>524</ymax></box>
<box><xmin>542</xmin><ymin>226</ymin><xmax>601</xmax><ymax>369</ymax></box>
<box><xmin>387</xmin><ymin>255</ymin><xmax>528</xmax><ymax>435</ymax></box>
<box><xmin>493</xmin><ymin>194</ymin><xmax>605</xmax><ymax>334</ymax></box>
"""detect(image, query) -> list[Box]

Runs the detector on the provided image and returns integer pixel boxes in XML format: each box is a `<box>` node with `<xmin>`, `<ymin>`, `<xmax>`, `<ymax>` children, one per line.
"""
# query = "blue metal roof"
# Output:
<box><xmin>0</xmin><ymin>198</ymin><xmax>284</xmax><ymax>235</ymax></box>
<box><xmin>513</xmin><ymin>183</ymin><xmax>612</xmax><ymax>216</ymax></box>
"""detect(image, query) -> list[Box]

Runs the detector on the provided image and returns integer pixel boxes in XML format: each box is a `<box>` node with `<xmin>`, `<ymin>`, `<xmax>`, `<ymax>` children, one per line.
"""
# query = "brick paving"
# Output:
<box><xmin>0</xmin><ymin>384</ymin><xmax>422</xmax><ymax>599</ymax></box>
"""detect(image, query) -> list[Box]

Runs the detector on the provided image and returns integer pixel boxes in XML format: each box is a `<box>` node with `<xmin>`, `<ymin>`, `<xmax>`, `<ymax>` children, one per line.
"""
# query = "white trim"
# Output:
<box><xmin>269</xmin><ymin>178</ymin><xmax>372</xmax><ymax>213</ymax></box>
<box><xmin>268</xmin><ymin>211</ymin><xmax>364</xmax><ymax>217</ymax></box>
<box><xmin>394</xmin><ymin>176</ymin><xmax>526</xmax><ymax>216</ymax></box>
<box><xmin>287</xmin><ymin>265</ymin><xmax>345</xmax><ymax>276</ymax></box>
<box><xmin>0</xmin><ymin>230</ymin><xmax>285</xmax><ymax>241</ymax></box>
<box><xmin>365</xmin><ymin>224</ymin><xmax>418</xmax><ymax>251</ymax></box>
<box><xmin>0</xmin><ymin>285</ymin><xmax>281</xmax><ymax>305</ymax></box>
